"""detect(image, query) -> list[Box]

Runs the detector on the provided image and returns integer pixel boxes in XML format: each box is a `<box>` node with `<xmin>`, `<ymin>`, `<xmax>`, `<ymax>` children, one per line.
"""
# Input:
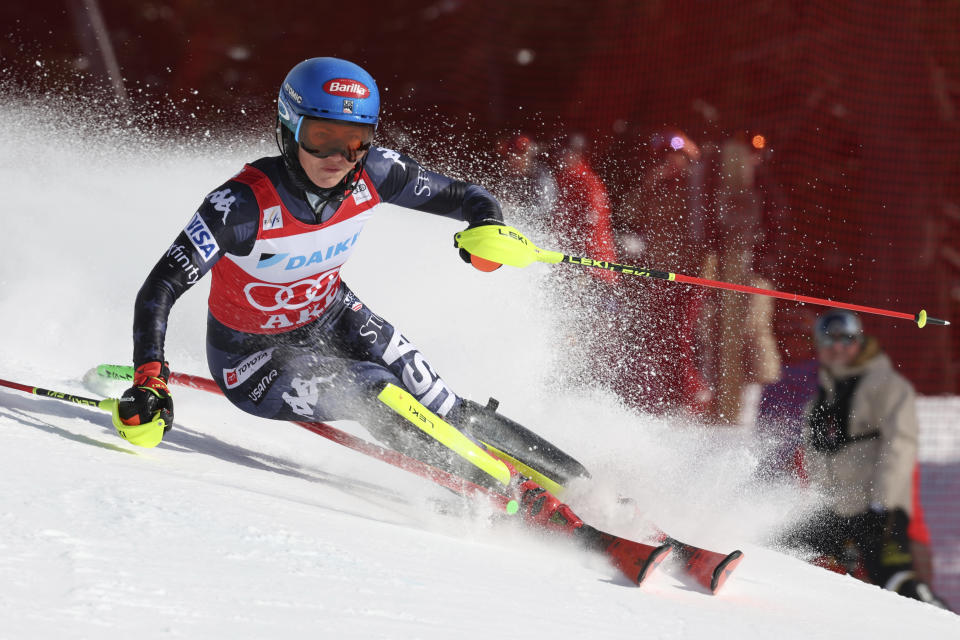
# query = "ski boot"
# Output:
<box><xmin>515</xmin><ymin>478</ymin><xmax>584</xmax><ymax>534</ymax></box>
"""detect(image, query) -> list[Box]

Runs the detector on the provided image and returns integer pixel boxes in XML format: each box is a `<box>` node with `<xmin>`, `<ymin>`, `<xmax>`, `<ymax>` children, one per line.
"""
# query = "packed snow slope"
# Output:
<box><xmin>1</xmin><ymin>104</ymin><xmax>957</xmax><ymax>639</ymax></box>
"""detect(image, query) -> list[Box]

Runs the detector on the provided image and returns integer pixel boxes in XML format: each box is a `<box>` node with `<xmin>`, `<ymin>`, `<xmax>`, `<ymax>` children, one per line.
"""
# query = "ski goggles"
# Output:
<box><xmin>295</xmin><ymin>117</ymin><xmax>374</xmax><ymax>162</ymax></box>
<box><xmin>816</xmin><ymin>332</ymin><xmax>860</xmax><ymax>347</ymax></box>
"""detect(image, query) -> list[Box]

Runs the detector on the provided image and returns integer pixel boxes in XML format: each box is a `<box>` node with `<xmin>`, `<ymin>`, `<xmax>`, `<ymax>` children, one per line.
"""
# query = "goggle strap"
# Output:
<box><xmin>294</xmin><ymin>117</ymin><xmax>304</xmax><ymax>145</ymax></box>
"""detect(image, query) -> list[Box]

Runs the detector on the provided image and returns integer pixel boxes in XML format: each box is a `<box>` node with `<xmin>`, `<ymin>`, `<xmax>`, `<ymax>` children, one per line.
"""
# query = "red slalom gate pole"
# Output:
<box><xmin>559</xmin><ymin>255</ymin><xmax>950</xmax><ymax>328</ymax></box>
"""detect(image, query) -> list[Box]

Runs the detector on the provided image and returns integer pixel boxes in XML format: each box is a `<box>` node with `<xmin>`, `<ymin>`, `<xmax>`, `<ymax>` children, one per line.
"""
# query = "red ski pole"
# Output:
<box><xmin>453</xmin><ymin>225</ymin><xmax>950</xmax><ymax>328</ymax></box>
<box><xmin>559</xmin><ymin>256</ymin><xmax>950</xmax><ymax>328</ymax></box>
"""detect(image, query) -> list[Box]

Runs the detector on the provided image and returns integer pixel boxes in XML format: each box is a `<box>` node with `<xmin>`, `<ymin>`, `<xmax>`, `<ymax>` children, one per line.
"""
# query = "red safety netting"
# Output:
<box><xmin>4</xmin><ymin>0</ymin><xmax>960</xmax><ymax>609</ymax></box>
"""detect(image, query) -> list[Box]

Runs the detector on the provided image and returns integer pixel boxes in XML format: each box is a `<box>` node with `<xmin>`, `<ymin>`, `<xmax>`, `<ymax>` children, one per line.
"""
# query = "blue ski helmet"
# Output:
<box><xmin>278</xmin><ymin>57</ymin><xmax>380</xmax><ymax>136</ymax></box>
<box><xmin>813</xmin><ymin>309</ymin><xmax>864</xmax><ymax>347</ymax></box>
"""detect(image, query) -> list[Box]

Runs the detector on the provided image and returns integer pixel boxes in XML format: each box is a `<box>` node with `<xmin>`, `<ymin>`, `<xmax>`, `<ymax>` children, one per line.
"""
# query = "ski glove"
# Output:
<box><xmin>854</xmin><ymin>507</ymin><xmax>914</xmax><ymax>573</ymax></box>
<box><xmin>455</xmin><ymin>222</ymin><xmax>563</xmax><ymax>270</ymax></box>
<box><xmin>456</xmin><ymin>219</ymin><xmax>504</xmax><ymax>272</ymax></box>
<box><xmin>117</xmin><ymin>361</ymin><xmax>174</xmax><ymax>432</ymax></box>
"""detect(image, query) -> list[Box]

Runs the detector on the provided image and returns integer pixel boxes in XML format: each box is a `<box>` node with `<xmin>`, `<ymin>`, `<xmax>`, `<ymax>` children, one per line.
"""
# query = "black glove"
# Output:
<box><xmin>117</xmin><ymin>361</ymin><xmax>174</xmax><ymax>432</ymax></box>
<box><xmin>849</xmin><ymin>507</ymin><xmax>886</xmax><ymax>553</ymax></box>
<box><xmin>851</xmin><ymin>507</ymin><xmax>913</xmax><ymax>583</ymax></box>
<box><xmin>456</xmin><ymin>218</ymin><xmax>504</xmax><ymax>272</ymax></box>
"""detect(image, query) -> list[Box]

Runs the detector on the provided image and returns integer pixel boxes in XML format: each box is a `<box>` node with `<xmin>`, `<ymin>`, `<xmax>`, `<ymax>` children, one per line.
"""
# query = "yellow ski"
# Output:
<box><xmin>377</xmin><ymin>384</ymin><xmax>512</xmax><ymax>486</ymax></box>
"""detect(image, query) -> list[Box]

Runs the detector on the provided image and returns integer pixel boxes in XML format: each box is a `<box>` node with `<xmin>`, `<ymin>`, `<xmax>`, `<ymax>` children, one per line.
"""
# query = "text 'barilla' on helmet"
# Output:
<box><xmin>277</xmin><ymin>57</ymin><xmax>380</xmax><ymax>137</ymax></box>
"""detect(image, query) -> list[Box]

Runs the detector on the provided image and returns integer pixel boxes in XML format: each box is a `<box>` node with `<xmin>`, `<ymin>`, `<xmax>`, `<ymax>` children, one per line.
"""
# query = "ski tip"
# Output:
<box><xmin>710</xmin><ymin>550</ymin><xmax>744</xmax><ymax>594</ymax></box>
<box><xmin>635</xmin><ymin>543</ymin><xmax>672</xmax><ymax>586</ymax></box>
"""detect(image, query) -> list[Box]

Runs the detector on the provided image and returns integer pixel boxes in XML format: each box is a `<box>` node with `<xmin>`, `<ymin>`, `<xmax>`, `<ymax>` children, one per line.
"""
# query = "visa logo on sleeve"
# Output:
<box><xmin>184</xmin><ymin>212</ymin><xmax>220</xmax><ymax>263</ymax></box>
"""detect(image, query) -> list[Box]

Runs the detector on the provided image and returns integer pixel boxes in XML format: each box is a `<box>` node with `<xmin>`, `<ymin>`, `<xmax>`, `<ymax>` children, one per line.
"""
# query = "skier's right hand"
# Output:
<box><xmin>455</xmin><ymin>221</ymin><xmax>551</xmax><ymax>271</ymax></box>
<box><xmin>456</xmin><ymin>218</ymin><xmax>504</xmax><ymax>272</ymax></box>
<box><xmin>117</xmin><ymin>361</ymin><xmax>174</xmax><ymax>432</ymax></box>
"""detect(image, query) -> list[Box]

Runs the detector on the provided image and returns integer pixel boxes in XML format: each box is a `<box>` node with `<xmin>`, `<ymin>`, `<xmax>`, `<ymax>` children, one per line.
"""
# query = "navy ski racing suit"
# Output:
<box><xmin>132</xmin><ymin>147</ymin><xmax>501</xmax><ymax>450</ymax></box>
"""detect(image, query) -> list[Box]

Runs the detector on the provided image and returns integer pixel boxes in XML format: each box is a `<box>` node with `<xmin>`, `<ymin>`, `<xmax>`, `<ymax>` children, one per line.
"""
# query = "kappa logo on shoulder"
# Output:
<box><xmin>377</xmin><ymin>147</ymin><xmax>405</xmax><ymax>167</ymax></box>
<box><xmin>209</xmin><ymin>189</ymin><xmax>236</xmax><ymax>224</ymax></box>
<box><xmin>263</xmin><ymin>206</ymin><xmax>283</xmax><ymax>230</ymax></box>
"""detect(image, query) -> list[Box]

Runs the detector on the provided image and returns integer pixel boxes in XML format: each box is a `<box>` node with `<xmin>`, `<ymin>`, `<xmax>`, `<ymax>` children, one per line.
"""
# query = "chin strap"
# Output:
<box><xmin>303</xmin><ymin>161</ymin><xmax>366</xmax><ymax>221</ymax></box>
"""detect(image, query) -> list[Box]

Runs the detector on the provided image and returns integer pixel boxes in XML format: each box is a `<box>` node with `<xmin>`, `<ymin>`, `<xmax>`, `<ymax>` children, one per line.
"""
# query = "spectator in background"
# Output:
<box><xmin>522</xmin><ymin>132</ymin><xmax>620</xmax><ymax>391</ymax></box>
<box><xmin>612</xmin><ymin>130</ymin><xmax>780</xmax><ymax>419</ymax></box>
<box><xmin>703</xmin><ymin>134</ymin><xmax>781</xmax><ymax>424</ymax></box>
<box><xmin>550</xmin><ymin>133</ymin><xmax>619</xmax><ymax>271</ymax></box>
<box><xmin>618</xmin><ymin>130</ymin><xmax>703</xmax><ymax>273</ymax></box>
<box><xmin>785</xmin><ymin>310</ymin><xmax>948</xmax><ymax>609</ymax></box>
<box><xmin>755</xmin><ymin>306</ymin><xmax>819</xmax><ymax>479</ymax></box>
<box><xmin>495</xmin><ymin>132</ymin><xmax>558</xmax><ymax>223</ymax></box>
<box><xmin>612</xmin><ymin>130</ymin><xmax>709</xmax><ymax>413</ymax></box>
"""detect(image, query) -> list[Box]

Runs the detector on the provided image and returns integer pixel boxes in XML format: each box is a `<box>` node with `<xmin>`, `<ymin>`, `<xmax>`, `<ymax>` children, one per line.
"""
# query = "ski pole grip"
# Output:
<box><xmin>454</xmin><ymin>225</ymin><xmax>562</xmax><ymax>268</ymax></box>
